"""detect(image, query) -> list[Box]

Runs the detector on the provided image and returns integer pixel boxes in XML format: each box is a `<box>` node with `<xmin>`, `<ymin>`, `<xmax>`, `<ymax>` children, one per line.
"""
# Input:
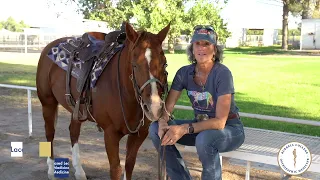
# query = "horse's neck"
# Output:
<box><xmin>118</xmin><ymin>45</ymin><xmax>136</xmax><ymax>102</ymax></box>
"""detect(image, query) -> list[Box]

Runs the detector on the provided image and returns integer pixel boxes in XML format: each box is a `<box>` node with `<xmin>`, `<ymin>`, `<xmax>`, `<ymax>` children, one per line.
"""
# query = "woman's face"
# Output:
<box><xmin>193</xmin><ymin>40</ymin><xmax>215</xmax><ymax>64</ymax></box>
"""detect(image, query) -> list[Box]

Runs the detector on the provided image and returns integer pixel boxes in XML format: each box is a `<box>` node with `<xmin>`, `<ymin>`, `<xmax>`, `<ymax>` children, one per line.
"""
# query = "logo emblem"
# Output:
<box><xmin>11</xmin><ymin>142</ymin><xmax>23</xmax><ymax>157</ymax></box>
<box><xmin>54</xmin><ymin>158</ymin><xmax>69</xmax><ymax>178</ymax></box>
<box><xmin>197</xmin><ymin>29</ymin><xmax>213</xmax><ymax>35</ymax></box>
<box><xmin>277</xmin><ymin>142</ymin><xmax>312</xmax><ymax>175</ymax></box>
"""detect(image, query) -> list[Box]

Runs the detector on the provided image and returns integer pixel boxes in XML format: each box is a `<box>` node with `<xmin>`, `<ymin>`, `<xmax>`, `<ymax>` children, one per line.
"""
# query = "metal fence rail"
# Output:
<box><xmin>0</xmin><ymin>32</ymin><xmax>81</xmax><ymax>53</ymax></box>
<box><xmin>1</xmin><ymin>83</ymin><xmax>320</xmax><ymax>138</ymax></box>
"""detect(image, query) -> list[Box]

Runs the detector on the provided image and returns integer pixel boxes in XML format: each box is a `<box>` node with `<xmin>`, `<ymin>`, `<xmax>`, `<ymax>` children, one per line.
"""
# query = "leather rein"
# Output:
<box><xmin>116</xmin><ymin>40</ymin><xmax>168</xmax><ymax>134</ymax></box>
<box><xmin>116</xmin><ymin>35</ymin><xmax>169</xmax><ymax>180</ymax></box>
<box><xmin>158</xmin><ymin>130</ymin><xmax>169</xmax><ymax>180</ymax></box>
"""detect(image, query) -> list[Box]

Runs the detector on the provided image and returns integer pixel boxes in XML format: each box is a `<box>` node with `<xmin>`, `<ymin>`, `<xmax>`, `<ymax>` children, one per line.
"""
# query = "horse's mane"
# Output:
<box><xmin>125</xmin><ymin>28</ymin><xmax>160</xmax><ymax>49</ymax></box>
<box><xmin>138</xmin><ymin>31</ymin><xmax>151</xmax><ymax>43</ymax></box>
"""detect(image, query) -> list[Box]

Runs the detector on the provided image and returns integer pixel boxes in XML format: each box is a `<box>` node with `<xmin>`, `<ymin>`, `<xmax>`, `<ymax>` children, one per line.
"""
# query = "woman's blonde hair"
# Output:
<box><xmin>186</xmin><ymin>43</ymin><xmax>224</xmax><ymax>64</ymax></box>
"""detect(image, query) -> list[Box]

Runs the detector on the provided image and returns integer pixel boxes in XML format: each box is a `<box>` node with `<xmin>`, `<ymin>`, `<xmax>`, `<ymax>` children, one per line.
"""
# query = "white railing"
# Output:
<box><xmin>1</xmin><ymin>84</ymin><xmax>320</xmax><ymax>138</ymax></box>
<box><xmin>0</xmin><ymin>84</ymin><xmax>36</xmax><ymax>137</ymax></box>
<box><xmin>0</xmin><ymin>32</ymin><xmax>81</xmax><ymax>53</ymax></box>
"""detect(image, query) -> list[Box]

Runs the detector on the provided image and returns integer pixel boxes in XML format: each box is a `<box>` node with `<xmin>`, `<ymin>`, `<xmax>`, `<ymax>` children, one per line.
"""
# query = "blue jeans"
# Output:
<box><xmin>148</xmin><ymin>118</ymin><xmax>245</xmax><ymax>180</ymax></box>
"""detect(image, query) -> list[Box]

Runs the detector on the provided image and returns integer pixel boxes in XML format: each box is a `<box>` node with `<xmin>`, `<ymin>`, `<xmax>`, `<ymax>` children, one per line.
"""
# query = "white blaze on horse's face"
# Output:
<box><xmin>145</xmin><ymin>48</ymin><xmax>162</xmax><ymax>120</ymax></box>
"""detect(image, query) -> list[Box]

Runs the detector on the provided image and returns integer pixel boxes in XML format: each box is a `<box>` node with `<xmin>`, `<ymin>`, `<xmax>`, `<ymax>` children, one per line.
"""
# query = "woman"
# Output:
<box><xmin>148</xmin><ymin>25</ymin><xmax>245</xmax><ymax>180</ymax></box>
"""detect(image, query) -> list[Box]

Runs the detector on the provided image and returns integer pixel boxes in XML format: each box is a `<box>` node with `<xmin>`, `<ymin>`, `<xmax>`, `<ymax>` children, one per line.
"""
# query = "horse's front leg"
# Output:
<box><xmin>124</xmin><ymin>126</ymin><xmax>149</xmax><ymax>180</ymax></box>
<box><xmin>69</xmin><ymin>120</ymin><xmax>87</xmax><ymax>180</ymax></box>
<box><xmin>104</xmin><ymin>125</ymin><xmax>124</xmax><ymax>180</ymax></box>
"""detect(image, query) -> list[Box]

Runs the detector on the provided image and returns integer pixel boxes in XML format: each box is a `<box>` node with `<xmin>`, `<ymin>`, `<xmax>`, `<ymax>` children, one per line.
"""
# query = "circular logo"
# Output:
<box><xmin>277</xmin><ymin>142</ymin><xmax>312</xmax><ymax>175</ymax></box>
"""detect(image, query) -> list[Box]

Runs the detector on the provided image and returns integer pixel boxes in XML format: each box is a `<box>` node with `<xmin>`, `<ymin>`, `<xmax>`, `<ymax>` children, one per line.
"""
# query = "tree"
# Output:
<box><xmin>282</xmin><ymin>0</ymin><xmax>290</xmax><ymax>50</ymax></box>
<box><xmin>131</xmin><ymin>0</ymin><xmax>188</xmax><ymax>53</ymax></box>
<box><xmin>0</xmin><ymin>17</ymin><xmax>29</xmax><ymax>32</ymax></box>
<box><xmin>49</xmin><ymin>0</ymin><xmax>230</xmax><ymax>53</ymax></box>
<box><xmin>300</xmin><ymin>0</ymin><xmax>320</xmax><ymax>19</ymax></box>
<box><xmin>313</xmin><ymin>0</ymin><xmax>320</xmax><ymax>18</ymax></box>
<box><xmin>184</xmin><ymin>0</ymin><xmax>231</xmax><ymax>44</ymax></box>
<box><xmin>77</xmin><ymin>0</ymin><xmax>129</xmax><ymax>29</ymax></box>
<box><xmin>280</xmin><ymin>0</ymin><xmax>319</xmax><ymax>50</ymax></box>
<box><xmin>78</xmin><ymin>0</ymin><xmax>188</xmax><ymax>53</ymax></box>
<box><xmin>281</xmin><ymin>0</ymin><xmax>304</xmax><ymax>50</ymax></box>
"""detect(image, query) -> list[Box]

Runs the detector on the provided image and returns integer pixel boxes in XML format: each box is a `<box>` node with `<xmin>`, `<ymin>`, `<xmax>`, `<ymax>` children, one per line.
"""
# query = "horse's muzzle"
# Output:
<box><xmin>142</xmin><ymin>101</ymin><xmax>164</xmax><ymax>121</ymax></box>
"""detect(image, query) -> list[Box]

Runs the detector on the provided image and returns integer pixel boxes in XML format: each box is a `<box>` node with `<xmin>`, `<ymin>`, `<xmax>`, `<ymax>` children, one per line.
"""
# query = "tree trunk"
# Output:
<box><xmin>282</xmin><ymin>0</ymin><xmax>289</xmax><ymax>50</ymax></box>
<box><xmin>168</xmin><ymin>35</ymin><xmax>175</xmax><ymax>54</ymax></box>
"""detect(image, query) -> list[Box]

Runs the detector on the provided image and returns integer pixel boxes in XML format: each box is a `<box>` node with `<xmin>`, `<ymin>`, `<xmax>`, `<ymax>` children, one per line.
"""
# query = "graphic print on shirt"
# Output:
<box><xmin>187</xmin><ymin>91</ymin><xmax>214</xmax><ymax>111</ymax></box>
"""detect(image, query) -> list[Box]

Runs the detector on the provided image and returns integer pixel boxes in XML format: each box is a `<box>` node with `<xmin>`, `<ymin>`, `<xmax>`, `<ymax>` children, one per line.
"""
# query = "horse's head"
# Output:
<box><xmin>124</xmin><ymin>22</ymin><xmax>170</xmax><ymax>121</ymax></box>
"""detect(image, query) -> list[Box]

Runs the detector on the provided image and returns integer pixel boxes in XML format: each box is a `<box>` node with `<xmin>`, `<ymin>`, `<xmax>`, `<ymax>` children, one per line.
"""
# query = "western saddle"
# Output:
<box><xmin>59</xmin><ymin>23</ymin><xmax>126</xmax><ymax>125</ymax></box>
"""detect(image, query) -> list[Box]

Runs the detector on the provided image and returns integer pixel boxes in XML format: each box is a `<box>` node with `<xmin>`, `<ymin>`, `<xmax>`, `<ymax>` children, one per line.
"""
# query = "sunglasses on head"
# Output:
<box><xmin>193</xmin><ymin>25</ymin><xmax>215</xmax><ymax>31</ymax></box>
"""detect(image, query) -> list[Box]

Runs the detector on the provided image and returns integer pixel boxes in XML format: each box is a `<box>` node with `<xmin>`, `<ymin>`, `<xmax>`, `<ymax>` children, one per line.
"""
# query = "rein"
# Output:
<box><xmin>116</xmin><ymin>36</ymin><xmax>170</xmax><ymax>178</ymax></box>
<box><xmin>116</xmin><ymin>41</ymin><xmax>168</xmax><ymax>134</ymax></box>
<box><xmin>158</xmin><ymin>130</ymin><xmax>168</xmax><ymax>180</ymax></box>
<box><xmin>117</xmin><ymin>45</ymin><xmax>144</xmax><ymax>134</ymax></box>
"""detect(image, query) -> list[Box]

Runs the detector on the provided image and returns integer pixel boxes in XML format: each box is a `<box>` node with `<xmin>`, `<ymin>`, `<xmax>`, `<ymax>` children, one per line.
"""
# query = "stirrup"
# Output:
<box><xmin>72</xmin><ymin>99</ymin><xmax>87</xmax><ymax>121</ymax></box>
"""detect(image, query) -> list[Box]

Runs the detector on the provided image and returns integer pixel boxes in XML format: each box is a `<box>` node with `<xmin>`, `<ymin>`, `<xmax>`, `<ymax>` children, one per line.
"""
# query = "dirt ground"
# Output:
<box><xmin>0</xmin><ymin>88</ymin><xmax>313</xmax><ymax>180</ymax></box>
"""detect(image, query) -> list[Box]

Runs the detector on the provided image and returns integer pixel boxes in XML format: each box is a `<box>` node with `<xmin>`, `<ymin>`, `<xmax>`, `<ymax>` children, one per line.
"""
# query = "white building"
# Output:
<box><xmin>26</xmin><ymin>18</ymin><xmax>113</xmax><ymax>36</ymax></box>
<box><xmin>300</xmin><ymin>19</ymin><xmax>320</xmax><ymax>50</ymax></box>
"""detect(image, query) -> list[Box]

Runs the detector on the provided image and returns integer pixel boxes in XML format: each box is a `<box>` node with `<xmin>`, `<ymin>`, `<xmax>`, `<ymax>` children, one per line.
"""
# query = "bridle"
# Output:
<box><xmin>130</xmin><ymin>64</ymin><xmax>168</xmax><ymax>104</ymax></box>
<box><xmin>116</xmin><ymin>38</ymin><xmax>169</xmax><ymax>134</ymax></box>
<box><xmin>116</xmin><ymin>34</ymin><xmax>169</xmax><ymax>180</ymax></box>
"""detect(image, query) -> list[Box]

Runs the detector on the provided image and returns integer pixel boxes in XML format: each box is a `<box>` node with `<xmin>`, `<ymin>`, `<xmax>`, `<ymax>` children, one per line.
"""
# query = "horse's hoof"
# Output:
<box><xmin>47</xmin><ymin>173</ymin><xmax>56</xmax><ymax>180</ymax></box>
<box><xmin>48</xmin><ymin>167</ymin><xmax>55</xmax><ymax>180</ymax></box>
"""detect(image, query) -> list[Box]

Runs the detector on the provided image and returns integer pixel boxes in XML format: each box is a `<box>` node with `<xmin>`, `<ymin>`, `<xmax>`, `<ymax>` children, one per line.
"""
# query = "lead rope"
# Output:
<box><xmin>158</xmin><ymin>129</ymin><xmax>168</xmax><ymax>180</ymax></box>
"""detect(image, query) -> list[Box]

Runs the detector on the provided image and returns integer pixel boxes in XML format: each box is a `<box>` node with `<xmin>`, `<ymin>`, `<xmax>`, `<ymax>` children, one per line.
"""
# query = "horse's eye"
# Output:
<box><xmin>164</xmin><ymin>63</ymin><xmax>168</xmax><ymax>68</ymax></box>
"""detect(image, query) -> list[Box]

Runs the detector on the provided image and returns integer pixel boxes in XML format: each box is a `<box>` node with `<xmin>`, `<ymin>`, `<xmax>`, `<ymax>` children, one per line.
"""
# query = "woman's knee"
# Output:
<box><xmin>195</xmin><ymin>131</ymin><xmax>218</xmax><ymax>156</ymax></box>
<box><xmin>195</xmin><ymin>129</ymin><xmax>245</xmax><ymax>155</ymax></box>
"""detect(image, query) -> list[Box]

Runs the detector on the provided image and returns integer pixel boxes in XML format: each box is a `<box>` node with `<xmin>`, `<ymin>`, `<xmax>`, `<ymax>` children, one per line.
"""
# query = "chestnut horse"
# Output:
<box><xmin>36</xmin><ymin>22</ymin><xmax>170</xmax><ymax>180</ymax></box>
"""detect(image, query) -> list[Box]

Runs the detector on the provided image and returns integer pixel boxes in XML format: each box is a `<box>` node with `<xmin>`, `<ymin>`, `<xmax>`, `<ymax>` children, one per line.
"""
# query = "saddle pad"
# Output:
<box><xmin>47</xmin><ymin>36</ymin><xmax>123</xmax><ymax>88</ymax></box>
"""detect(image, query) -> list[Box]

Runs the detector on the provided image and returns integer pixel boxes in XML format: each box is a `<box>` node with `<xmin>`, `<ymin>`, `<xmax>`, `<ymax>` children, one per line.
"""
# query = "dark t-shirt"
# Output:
<box><xmin>171</xmin><ymin>62</ymin><xmax>239</xmax><ymax>119</ymax></box>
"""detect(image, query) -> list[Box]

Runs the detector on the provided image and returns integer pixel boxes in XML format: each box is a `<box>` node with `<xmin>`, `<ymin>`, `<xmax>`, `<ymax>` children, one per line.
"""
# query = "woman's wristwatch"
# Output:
<box><xmin>187</xmin><ymin>123</ymin><xmax>194</xmax><ymax>134</ymax></box>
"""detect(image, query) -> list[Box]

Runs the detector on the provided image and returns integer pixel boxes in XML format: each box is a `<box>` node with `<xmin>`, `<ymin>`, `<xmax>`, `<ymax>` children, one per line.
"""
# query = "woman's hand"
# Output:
<box><xmin>158</xmin><ymin>119</ymin><xmax>169</xmax><ymax>139</ymax></box>
<box><xmin>161</xmin><ymin>125</ymin><xmax>187</xmax><ymax>146</ymax></box>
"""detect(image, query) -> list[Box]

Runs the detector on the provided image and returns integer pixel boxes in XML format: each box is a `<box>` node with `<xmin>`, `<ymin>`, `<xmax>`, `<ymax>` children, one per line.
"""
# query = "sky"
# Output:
<box><xmin>0</xmin><ymin>0</ymin><xmax>301</xmax><ymax>30</ymax></box>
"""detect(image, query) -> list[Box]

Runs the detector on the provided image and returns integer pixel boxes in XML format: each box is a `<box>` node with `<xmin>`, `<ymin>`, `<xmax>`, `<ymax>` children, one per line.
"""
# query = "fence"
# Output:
<box><xmin>0</xmin><ymin>32</ymin><xmax>81</xmax><ymax>53</ymax></box>
<box><xmin>1</xmin><ymin>83</ymin><xmax>320</xmax><ymax>138</ymax></box>
<box><xmin>0</xmin><ymin>31</ymin><xmax>184</xmax><ymax>53</ymax></box>
<box><xmin>244</xmin><ymin>35</ymin><xmax>301</xmax><ymax>47</ymax></box>
<box><xmin>1</xmin><ymin>31</ymin><xmax>304</xmax><ymax>54</ymax></box>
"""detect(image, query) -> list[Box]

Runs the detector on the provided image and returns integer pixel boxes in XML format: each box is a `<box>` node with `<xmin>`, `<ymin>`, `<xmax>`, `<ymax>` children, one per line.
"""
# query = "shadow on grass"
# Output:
<box><xmin>234</xmin><ymin>92</ymin><xmax>318</xmax><ymax>121</ymax></box>
<box><xmin>234</xmin><ymin>92</ymin><xmax>320</xmax><ymax>136</ymax></box>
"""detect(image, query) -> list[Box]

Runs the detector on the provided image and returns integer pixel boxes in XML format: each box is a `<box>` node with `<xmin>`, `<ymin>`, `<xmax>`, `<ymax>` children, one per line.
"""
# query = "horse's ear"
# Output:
<box><xmin>157</xmin><ymin>22</ymin><xmax>171</xmax><ymax>43</ymax></box>
<box><xmin>125</xmin><ymin>22</ymin><xmax>138</xmax><ymax>43</ymax></box>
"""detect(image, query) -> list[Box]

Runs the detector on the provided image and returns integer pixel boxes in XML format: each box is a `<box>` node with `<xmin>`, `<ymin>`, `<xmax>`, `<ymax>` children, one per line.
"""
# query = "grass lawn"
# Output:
<box><xmin>0</xmin><ymin>47</ymin><xmax>320</xmax><ymax>136</ymax></box>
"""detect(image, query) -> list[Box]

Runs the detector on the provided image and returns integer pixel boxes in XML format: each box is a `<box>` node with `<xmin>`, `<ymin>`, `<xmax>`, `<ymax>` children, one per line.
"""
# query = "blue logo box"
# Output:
<box><xmin>54</xmin><ymin>158</ymin><xmax>69</xmax><ymax>178</ymax></box>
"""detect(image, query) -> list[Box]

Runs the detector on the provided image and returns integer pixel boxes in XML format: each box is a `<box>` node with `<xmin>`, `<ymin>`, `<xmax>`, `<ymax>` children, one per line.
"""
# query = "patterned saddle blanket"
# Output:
<box><xmin>47</xmin><ymin>33</ymin><xmax>124</xmax><ymax>89</ymax></box>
